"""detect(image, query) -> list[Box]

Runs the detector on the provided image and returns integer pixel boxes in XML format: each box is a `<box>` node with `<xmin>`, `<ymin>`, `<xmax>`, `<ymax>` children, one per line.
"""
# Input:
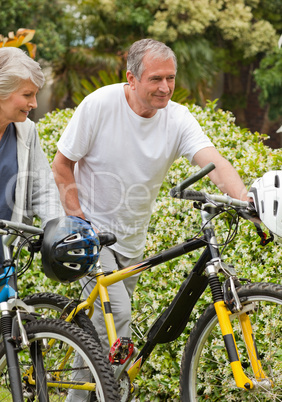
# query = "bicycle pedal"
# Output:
<box><xmin>109</xmin><ymin>337</ymin><xmax>134</xmax><ymax>365</ymax></box>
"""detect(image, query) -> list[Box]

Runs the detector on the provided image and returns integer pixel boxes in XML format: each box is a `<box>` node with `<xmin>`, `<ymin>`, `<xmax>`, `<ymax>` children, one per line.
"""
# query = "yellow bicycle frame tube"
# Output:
<box><xmin>97</xmin><ymin>264</ymin><xmax>149</xmax><ymax>348</ymax></box>
<box><xmin>66</xmin><ymin>264</ymin><xmax>149</xmax><ymax>350</ymax></box>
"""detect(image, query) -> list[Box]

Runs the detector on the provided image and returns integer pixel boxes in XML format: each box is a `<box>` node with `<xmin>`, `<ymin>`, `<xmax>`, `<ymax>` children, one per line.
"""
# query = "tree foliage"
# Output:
<box><xmin>62</xmin><ymin>0</ymin><xmax>280</xmax><ymax>124</ymax></box>
<box><xmin>0</xmin><ymin>0</ymin><xmax>67</xmax><ymax>60</ymax></box>
<box><xmin>1</xmin><ymin>0</ymin><xmax>280</xmax><ymax>128</ymax></box>
<box><xmin>254</xmin><ymin>47</ymin><xmax>282</xmax><ymax>121</ymax></box>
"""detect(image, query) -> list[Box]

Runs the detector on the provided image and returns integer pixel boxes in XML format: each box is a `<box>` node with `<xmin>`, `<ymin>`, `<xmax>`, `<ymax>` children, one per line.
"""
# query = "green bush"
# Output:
<box><xmin>22</xmin><ymin>101</ymin><xmax>281</xmax><ymax>401</ymax></box>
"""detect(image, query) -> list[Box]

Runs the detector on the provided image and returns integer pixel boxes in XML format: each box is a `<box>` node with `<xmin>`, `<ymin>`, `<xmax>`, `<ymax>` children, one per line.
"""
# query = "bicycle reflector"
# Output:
<box><xmin>41</xmin><ymin>216</ymin><xmax>100</xmax><ymax>283</ymax></box>
<box><xmin>248</xmin><ymin>171</ymin><xmax>282</xmax><ymax>238</ymax></box>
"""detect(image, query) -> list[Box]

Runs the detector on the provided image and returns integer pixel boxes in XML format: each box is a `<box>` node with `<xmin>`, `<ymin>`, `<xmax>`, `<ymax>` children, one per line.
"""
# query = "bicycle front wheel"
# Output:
<box><xmin>180</xmin><ymin>282</ymin><xmax>282</xmax><ymax>401</ymax></box>
<box><xmin>0</xmin><ymin>318</ymin><xmax>120</xmax><ymax>402</ymax></box>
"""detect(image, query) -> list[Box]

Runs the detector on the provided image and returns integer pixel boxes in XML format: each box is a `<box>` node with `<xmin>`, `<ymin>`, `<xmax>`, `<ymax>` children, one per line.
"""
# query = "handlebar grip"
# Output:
<box><xmin>174</xmin><ymin>190</ymin><xmax>207</xmax><ymax>202</ymax></box>
<box><xmin>98</xmin><ymin>232</ymin><xmax>117</xmax><ymax>247</ymax></box>
<box><xmin>170</xmin><ymin>163</ymin><xmax>215</xmax><ymax>197</ymax></box>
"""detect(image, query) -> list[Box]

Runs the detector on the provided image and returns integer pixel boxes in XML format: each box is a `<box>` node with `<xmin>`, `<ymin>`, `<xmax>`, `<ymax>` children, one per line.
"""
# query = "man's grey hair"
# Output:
<box><xmin>127</xmin><ymin>38</ymin><xmax>177</xmax><ymax>80</ymax></box>
<box><xmin>0</xmin><ymin>47</ymin><xmax>45</xmax><ymax>99</ymax></box>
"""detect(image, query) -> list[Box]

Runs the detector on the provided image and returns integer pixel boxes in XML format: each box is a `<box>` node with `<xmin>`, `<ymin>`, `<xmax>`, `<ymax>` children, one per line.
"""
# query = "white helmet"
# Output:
<box><xmin>248</xmin><ymin>171</ymin><xmax>282</xmax><ymax>238</ymax></box>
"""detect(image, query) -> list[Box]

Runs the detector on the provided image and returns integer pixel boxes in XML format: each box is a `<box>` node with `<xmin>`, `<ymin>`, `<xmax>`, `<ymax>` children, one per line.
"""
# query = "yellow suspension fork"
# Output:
<box><xmin>214</xmin><ymin>300</ymin><xmax>255</xmax><ymax>390</ymax></box>
<box><xmin>215</xmin><ymin>299</ymin><xmax>270</xmax><ymax>389</ymax></box>
<box><xmin>206</xmin><ymin>254</ymin><xmax>268</xmax><ymax>390</ymax></box>
<box><xmin>238</xmin><ymin>311</ymin><xmax>268</xmax><ymax>382</ymax></box>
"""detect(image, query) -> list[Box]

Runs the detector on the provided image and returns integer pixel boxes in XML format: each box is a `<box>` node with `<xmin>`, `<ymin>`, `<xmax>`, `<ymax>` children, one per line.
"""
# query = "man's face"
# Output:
<box><xmin>127</xmin><ymin>53</ymin><xmax>176</xmax><ymax>117</ymax></box>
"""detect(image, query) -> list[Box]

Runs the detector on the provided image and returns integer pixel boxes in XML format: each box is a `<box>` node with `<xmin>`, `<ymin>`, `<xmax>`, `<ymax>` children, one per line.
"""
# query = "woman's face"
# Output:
<box><xmin>0</xmin><ymin>79</ymin><xmax>39</xmax><ymax>125</ymax></box>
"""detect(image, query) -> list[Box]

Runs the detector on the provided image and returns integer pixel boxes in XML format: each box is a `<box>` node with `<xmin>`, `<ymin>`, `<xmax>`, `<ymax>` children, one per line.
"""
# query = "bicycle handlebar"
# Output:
<box><xmin>170</xmin><ymin>163</ymin><xmax>215</xmax><ymax>197</ymax></box>
<box><xmin>170</xmin><ymin>164</ymin><xmax>252</xmax><ymax>211</ymax></box>
<box><xmin>177</xmin><ymin>190</ymin><xmax>207</xmax><ymax>203</ymax></box>
<box><xmin>0</xmin><ymin>219</ymin><xmax>43</xmax><ymax>235</ymax></box>
<box><xmin>0</xmin><ymin>219</ymin><xmax>43</xmax><ymax>248</ymax></box>
<box><xmin>177</xmin><ymin>190</ymin><xmax>249</xmax><ymax>208</ymax></box>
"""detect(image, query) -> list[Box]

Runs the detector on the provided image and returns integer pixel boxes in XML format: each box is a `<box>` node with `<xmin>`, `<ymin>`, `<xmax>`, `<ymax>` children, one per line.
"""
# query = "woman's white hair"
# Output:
<box><xmin>0</xmin><ymin>47</ymin><xmax>45</xmax><ymax>99</ymax></box>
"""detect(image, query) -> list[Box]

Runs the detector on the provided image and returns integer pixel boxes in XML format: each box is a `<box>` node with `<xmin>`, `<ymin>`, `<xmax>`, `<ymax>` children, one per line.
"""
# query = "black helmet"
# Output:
<box><xmin>41</xmin><ymin>216</ymin><xmax>100</xmax><ymax>283</ymax></box>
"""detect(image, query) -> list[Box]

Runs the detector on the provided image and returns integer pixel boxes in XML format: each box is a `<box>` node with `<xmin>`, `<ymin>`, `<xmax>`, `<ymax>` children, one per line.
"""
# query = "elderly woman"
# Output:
<box><xmin>0</xmin><ymin>47</ymin><xmax>63</xmax><ymax>262</ymax></box>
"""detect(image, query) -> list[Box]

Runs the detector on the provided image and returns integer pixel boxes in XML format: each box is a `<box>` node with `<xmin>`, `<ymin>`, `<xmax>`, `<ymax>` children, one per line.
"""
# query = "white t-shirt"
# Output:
<box><xmin>58</xmin><ymin>83</ymin><xmax>214</xmax><ymax>257</ymax></box>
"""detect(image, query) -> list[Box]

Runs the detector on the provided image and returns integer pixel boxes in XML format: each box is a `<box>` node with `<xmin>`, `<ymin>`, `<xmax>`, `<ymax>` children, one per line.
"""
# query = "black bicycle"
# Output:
<box><xmin>24</xmin><ymin>163</ymin><xmax>282</xmax><ymax>401</ymax></box>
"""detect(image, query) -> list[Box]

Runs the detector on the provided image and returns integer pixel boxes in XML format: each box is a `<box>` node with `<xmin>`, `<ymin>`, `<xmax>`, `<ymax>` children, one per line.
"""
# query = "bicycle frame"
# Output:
<box><xmin>64</xmin><ymin>208</ymin><xmax>268</xmax><ymax>391</ymax></box>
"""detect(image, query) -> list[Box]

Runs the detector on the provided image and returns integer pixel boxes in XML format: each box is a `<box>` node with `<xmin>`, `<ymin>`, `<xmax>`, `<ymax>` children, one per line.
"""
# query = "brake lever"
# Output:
<box><xmin>237</xmin><ymin>203</ymin><xmax>273</xmax><ymax>246</ymax></box>
<box><xmin>193</xmin><ymin>201</ymin><xmax>202</xmax><ymax>210</ymax></box>
<box><xmin>237</xmin><ymin>202</ymin><xmax>258</xmax><ymax>220</ymax></box>
<box><xmin>254</xmin><ymin>223</ymin><xmax>274</xmax><ymax>246</ymax></box>
<box><xmin>28</xmin><ymin>234</ymin><xmax>44</xmax><ymax>252</ymax></box>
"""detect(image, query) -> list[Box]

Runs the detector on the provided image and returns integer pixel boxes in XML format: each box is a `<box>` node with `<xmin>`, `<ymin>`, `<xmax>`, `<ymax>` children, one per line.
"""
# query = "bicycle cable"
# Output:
<box><xmin>4</xmin><ymin>229</ymin><xmax>40</xmax><ymax>277</ymax></box>
<box><xmin>181</xmin><ymin>202</ymin><xmax>241</xmax><ymax>252</ymax></box>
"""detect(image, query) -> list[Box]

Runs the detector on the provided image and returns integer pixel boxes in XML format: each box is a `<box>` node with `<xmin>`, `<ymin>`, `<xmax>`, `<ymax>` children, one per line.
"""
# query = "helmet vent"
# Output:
<box><xmin>63</xmin><ymin>262</ymin><xmax>81</xmax><ymax>270</ymax></box>
<box><xmin>64</xmin><ymin>233</ymin><xmax>82</xmax><ymax>242</ymax></box>
<box><xmin>261</xmin><ymin>200</ymin><xmax>264</xmax><ymax>214</ymax></box>
<box><xmin>68</xmin><ymin>249</ymin><xmax>85</xmax><ymax>256</ymax></box>
<box><xmin>274</xmin><ymin>200</ymin><xmax>278</xmax><ymax>216</ymax></box>
<box><xmin>274</xmin><ymin>175</ymin><xmax>280</xmax><ymax>188</ymax></box>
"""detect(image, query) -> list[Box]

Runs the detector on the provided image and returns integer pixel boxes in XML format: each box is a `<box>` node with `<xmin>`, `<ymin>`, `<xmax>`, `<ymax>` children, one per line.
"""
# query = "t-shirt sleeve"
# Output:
<box><xmin>57</xmin><ymin>97</ymin><xmax>97</xmax><ymax>161</ymax></box>
<box><xmin>177</xmin><ymin>107</ymin><xmax>214</xmax><ymax>163</ymax></box>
